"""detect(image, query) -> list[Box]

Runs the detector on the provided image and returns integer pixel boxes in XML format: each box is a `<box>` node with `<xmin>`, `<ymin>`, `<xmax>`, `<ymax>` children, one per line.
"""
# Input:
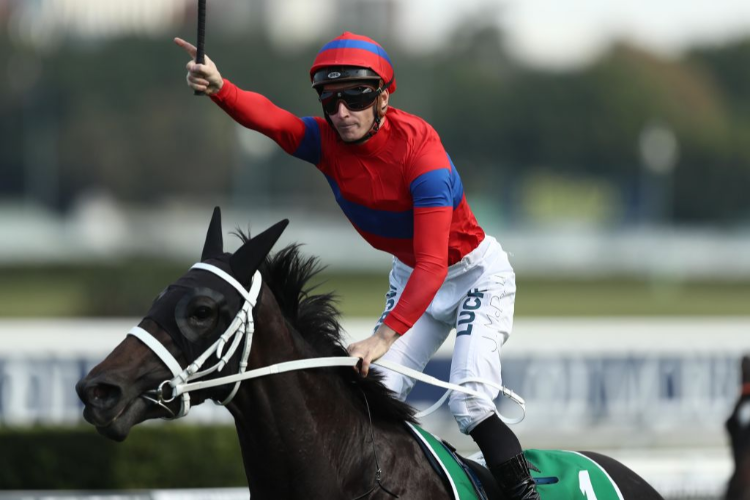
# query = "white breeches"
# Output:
<box><xmin>372</xmin><ymin>235</ymin><xmax>516</xmax><ymax>434</ymax></box>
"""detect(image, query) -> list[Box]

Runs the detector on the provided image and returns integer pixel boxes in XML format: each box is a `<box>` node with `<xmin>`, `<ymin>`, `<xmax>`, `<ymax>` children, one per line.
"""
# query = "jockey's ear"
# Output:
<box><xmin>379</xmin><ymin>88</ymin><xmax>389</xmax><ymax>116</ymax></box>
<box><xmin>230</xmin><ymin>220</ymin><xmax>289</xmax><ymax>289</ymax></box>
<box><xmin>201</xmin><ymin>206</ymin><xmax>224</xmax><ymax>261</ymax></box>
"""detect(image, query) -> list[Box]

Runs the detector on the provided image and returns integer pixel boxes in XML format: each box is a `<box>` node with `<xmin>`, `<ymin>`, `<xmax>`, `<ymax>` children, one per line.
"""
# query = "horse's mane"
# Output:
<box><xmin>256</xmin><ymin>242</ymin><xmax>416</xmax><ymax>425</ymax></box>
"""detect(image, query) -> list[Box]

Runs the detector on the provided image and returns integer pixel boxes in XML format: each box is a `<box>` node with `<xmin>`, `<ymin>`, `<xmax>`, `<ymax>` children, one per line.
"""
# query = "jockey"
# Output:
<box><xmin>176</xmin><ymin>31</ymin><xmax>539</xmax><ymax>500</ymax></box>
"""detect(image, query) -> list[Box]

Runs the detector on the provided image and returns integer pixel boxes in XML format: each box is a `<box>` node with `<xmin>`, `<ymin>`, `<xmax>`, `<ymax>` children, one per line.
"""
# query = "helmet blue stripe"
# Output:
<box><xmin>318</xmin><ymin>39</ymin><xmax>392</xmax><ymax>65</ymax></box>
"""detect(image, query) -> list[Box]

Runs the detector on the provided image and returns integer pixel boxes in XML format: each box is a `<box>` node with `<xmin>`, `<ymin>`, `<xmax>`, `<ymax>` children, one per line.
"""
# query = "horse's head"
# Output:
<box><xmin>76</xmin><ymin>207</ymin><xmax>288</xmax><ymax>441</ymax></box>
<box><xmin>726</xmin><ymin>355</ymin><xmax>750</xmax><ymax>499</ymax></box>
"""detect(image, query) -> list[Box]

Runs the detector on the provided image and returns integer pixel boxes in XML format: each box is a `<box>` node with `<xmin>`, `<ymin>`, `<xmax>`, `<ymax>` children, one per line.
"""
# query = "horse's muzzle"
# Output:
<box><xmin>76</xmin><ymin>377</ymin><xmax>123</xmax><ymax>413</ymax></box>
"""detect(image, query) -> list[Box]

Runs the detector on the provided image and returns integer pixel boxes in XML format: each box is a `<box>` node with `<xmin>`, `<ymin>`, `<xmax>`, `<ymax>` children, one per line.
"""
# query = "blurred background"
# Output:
<box><xmin>1</xmin><ymin>0</ymin><xmax>749</xmax><ymax>498</ymax></box>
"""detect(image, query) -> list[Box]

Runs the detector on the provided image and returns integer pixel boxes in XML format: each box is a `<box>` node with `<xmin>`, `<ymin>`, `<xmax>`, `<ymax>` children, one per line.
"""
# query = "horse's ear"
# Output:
<box><xmin>230</xmin><ymin>219</ymin><xmax>289</xmax><ymax>288</ymax></box>
<box><xmin>201</xmin><ymin>207</ymin><xmax>224</xmax><ymax>261</ymax></box>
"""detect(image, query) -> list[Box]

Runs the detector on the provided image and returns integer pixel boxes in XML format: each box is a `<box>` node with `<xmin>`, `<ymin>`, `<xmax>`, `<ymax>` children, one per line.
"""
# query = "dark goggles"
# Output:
<box><xmin>318</xmin><ymin>85</ymin><xmax>380</xmax><ymax>115</ymax></box>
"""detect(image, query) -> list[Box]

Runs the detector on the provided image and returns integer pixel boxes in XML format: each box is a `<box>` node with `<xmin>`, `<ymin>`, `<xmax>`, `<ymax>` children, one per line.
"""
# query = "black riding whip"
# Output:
<box><xmin>194</xmin><ymin>0</ymin><xmax>207</xmax><ymax>96</ymax></box>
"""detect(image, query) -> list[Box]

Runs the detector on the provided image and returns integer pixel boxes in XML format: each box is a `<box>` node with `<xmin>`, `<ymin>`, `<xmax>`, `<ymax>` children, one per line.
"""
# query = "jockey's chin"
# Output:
<box><xmin>329</xmin><ymin>105</ymin><xmax>380</xmax><ymax>143</ymax></box>
<box><xmin>332</xmin><ymin>116</ymin><xmax>371</xmax><ymax>142</ymax></box>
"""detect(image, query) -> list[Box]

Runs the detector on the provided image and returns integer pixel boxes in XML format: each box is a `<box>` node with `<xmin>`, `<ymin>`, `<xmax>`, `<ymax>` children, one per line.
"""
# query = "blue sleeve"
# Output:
<box><xmin>409</xmin><ymin>168</ymin><xmax>453</xmax><ymax>208</ymax></box>
<box><xmin>409</xmin><ymin>156</ymin><xmax>464</xmax><ymax>209</ymax></box>
<box><xmin>292</xmin><ymin>117</ymin><xmax>322</xmax><ymax>165</ymax></box>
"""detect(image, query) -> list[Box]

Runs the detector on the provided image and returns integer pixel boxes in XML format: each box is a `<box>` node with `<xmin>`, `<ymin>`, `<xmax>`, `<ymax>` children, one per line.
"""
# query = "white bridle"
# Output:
<box><xmin>129</xmin><ymin>262</ymin><xmax>527</xmax><ymax>424</ymax></box>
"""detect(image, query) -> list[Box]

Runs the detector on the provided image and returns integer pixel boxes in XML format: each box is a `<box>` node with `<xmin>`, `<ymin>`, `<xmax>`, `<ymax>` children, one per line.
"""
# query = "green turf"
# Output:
<box><xmin>1</xmin><ymin>263</ymin><xmax>748</xmax><ymax>318</ymax></box>
<box><xmin>311</xmin><ymin>274</ymin><xmax>750</xmax><ymax>318</ymax></box>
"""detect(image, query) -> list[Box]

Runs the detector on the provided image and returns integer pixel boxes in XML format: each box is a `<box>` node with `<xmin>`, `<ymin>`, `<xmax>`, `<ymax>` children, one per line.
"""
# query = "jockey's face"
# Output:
<box><xmin>322</xmin><ymin>82</ymin><xmax>389</xmax><ymax>143</ymax></box>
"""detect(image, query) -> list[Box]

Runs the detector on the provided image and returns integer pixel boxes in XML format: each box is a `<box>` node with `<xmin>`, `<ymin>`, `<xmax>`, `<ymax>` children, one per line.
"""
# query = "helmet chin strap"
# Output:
<box><xmin>345</xmin><ymin>101</ymin><xmax>383</xmax><ymax>145</ymax></box>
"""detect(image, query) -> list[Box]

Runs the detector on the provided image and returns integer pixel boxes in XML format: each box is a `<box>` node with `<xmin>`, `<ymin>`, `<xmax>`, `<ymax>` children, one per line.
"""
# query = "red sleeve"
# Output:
<box><xmin>210</xmin><ymin>79</ymin><xmax>307</xmax><ymax>155</ymax></box>
<box><xmin>382</xmin><ymin>124</ymin><xmax>454</xmax><ymax>334</ymax></box>
<box><xmin>383</xmin><ymin>206</ymin><xmax>452</xmax><ymax>334</ymax></box>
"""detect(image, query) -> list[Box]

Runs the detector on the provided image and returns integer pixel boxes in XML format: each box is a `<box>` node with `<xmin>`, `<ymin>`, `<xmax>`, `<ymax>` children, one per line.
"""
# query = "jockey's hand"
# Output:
<box><xmin>174</xmin><ymin>37</ymin><xmax>223</xmax><ymax>95</ymax></box>
<box><xmin>347</xmin><ymin>324</ymin><xmax>400</xmax><ymax>377</ymax></box>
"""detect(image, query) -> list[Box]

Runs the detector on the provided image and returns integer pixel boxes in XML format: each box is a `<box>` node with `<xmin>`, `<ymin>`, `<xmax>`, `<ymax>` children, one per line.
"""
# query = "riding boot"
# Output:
<box><xmin>488</xmin><ymin>453</ymin><xmax>540</xmax><ymax>500</ymax></box>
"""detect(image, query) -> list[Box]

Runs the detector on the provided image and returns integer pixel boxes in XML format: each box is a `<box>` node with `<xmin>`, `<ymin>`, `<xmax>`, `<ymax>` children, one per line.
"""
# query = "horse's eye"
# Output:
<box><xmin>193</xmin><ymin>305</ymin><xmax>213</xmax><ymax>320</ymax></box>
<box><xmin>175</xmin><ymin>287</ymin><xmax>230</xmax><ymax>343</ymax></box>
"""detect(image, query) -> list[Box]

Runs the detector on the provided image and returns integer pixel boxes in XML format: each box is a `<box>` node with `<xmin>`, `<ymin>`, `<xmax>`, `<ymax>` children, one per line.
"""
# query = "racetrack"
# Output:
<box><xmin>0</xmin><ymin>317</ymin><xmax>744</xmax><ymax>499</ymax></box>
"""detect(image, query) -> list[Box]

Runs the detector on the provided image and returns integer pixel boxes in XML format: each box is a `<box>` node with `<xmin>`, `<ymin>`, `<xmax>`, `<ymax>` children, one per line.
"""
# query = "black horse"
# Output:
<box><xmin>726</xmin><ymin>356</ymin><xmax>750</xmax><ymax>500</ymax></box>
<box><xmin>77</xmin><ymin>208</ymin><xmax>664</xmax><ymax>500</ymax></box>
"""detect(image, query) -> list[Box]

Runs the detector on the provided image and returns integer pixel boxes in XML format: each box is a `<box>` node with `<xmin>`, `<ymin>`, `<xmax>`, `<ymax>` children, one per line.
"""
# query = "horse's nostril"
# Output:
<box><xmin>91</xmin><ymin>385</ymin><xmax>108</xmax><ymax>401</ymax></box>
<box><xmin>84</xmin><ymin>383</ymin><xmax>122</xmax><ymax>410</ymax></box>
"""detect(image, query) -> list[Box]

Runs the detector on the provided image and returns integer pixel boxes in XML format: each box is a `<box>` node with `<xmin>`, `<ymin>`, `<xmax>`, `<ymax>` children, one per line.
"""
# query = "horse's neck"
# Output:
<box><xmin>227</xmin><ymin>304</ymin><xmax>373</xmax><ymax>497</ymax></box>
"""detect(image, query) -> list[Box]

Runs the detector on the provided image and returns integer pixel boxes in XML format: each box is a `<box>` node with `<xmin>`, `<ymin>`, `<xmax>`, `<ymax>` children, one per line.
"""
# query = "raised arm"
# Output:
<box><xmin>174</xmin><ymin>37</ymin><xmax>312</xmax><ymax>158</ymax></box>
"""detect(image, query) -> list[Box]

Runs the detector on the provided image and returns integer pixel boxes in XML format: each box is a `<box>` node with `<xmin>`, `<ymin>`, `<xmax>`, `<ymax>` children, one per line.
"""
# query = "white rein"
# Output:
<box><xmin>129</xmin><ymin>263</ymin><xmax>527</xmax><ymax>424</ymax></box>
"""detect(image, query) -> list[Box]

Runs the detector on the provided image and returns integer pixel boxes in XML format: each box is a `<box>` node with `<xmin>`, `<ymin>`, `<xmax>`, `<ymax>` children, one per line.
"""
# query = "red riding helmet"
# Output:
<box><xmin>310</xmin><ymin>32</ymin><xmax>396</xmax><ymax>94</ymax></box>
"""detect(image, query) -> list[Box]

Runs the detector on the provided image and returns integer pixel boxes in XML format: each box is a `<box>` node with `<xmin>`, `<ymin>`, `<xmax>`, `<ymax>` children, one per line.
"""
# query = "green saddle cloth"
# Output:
<box><xmin>407</xmin><ymin>423</ymin><xmax>623</xmax><ymax>500</ymax></box>
<box><xmin>525</xmin><ymin>449</ymin><xmax>624</xmax><ymax>500</ymax></box>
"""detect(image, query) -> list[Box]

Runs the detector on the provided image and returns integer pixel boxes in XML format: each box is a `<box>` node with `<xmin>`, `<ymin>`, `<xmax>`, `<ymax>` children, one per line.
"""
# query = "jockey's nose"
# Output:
<box><xmin>76</xmin><ymin>376</ymin><xmax>123</xmax><ymax>411</ymax></box>
<box><xmin>332</xmin><ymin>101</ymin><xmax>349</xmax><ymax>117</ymax></box>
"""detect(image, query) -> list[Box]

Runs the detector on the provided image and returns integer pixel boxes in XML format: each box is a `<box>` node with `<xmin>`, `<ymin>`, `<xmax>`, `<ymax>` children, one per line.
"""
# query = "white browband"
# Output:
<box><xmin>130</xmin><ymin>263</ymin><xmax>526</xmax><ymax>424</ymax></box>
<box><xmin>191</xmin><ymin>262</ymin><xmax>253</xmax><ymax>301</ymax></box>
